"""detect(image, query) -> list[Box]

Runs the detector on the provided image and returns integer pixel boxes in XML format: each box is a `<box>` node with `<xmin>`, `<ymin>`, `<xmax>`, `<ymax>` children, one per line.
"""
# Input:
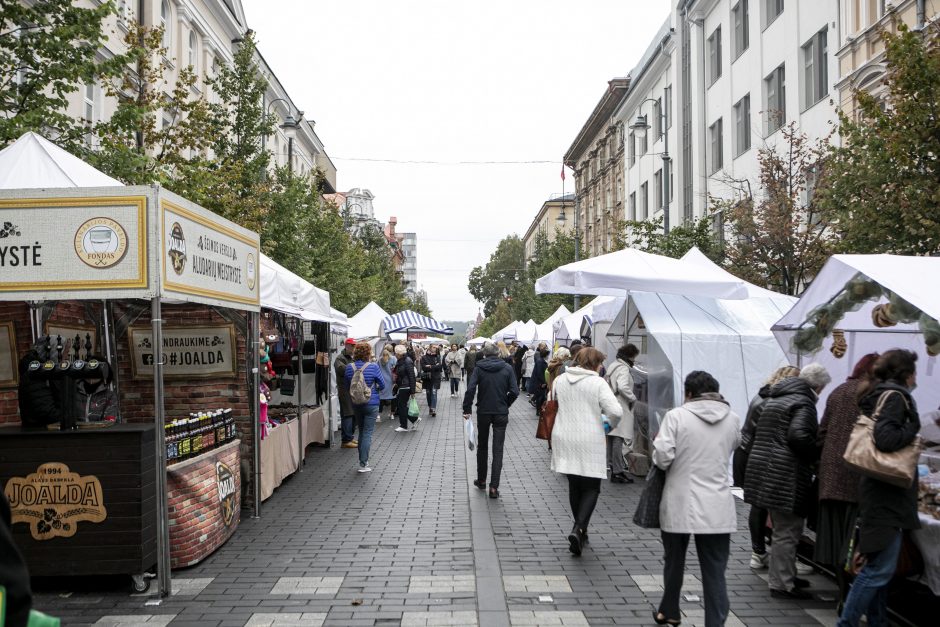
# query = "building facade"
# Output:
<box><xmin>563</xmin><ymin>78</ymin><xmax>630</xmax><ymax>258</ymax></box>
<box><xmin>400</xmin><ymin>232</ymin><xmax>418</xmax><ymax>296</ymax></box>
<box><xmin>522</xmin><ymin>193</ymin><xmax>575</xmax><ymax>263</ymax></box>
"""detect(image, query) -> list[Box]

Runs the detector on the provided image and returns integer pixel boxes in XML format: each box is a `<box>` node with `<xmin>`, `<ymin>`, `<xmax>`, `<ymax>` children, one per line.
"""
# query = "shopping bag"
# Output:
<box><xmin>408</xmin><ymin>396</ymin><xmax>420</xmax><ymax>418</ymax></box>
<box><xmin>465</xmin><ymin>418</ymin><xmax>477</xmax><ymax>451</ymax></box>
<box><xmin>632</xmin><ymin>465</ymin><xmax>666</xmax><ymax>529</ymax></box>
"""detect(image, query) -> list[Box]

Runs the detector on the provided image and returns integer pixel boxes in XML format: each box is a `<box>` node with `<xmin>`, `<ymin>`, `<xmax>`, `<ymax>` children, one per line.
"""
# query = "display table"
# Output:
<box><xmin>166</xmin><ymin>439</ymin><xmax>240</xmax><ymax>569</ymax></box>
<box><xmin>0</xmin><ymin>424</ymin><xmax>156</xmax><ymax>579</ymax></box>
<box><xmin>301</xmin><ymin>406</ymin><xmax>327</xmax><ymax>449</ymax></box>
<box><xmin>260</xmin><ymin>419</ymin><xmax>301</xmax><ymax>501</ymax></box>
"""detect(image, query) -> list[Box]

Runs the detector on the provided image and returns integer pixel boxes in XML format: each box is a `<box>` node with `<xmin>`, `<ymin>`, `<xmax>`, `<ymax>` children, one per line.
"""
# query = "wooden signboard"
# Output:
<box><xmin>128</xmin><ymin>324</ymin><xmax>236</xmax><ymax>380</ymax></box>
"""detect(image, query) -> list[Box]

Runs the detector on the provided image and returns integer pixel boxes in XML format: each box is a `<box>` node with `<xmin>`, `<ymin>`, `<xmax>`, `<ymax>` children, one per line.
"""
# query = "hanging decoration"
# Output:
<box><xmin>830</xmin><ymin>329</ymin><xmax>847</xmax><ymax>359</ymax></box>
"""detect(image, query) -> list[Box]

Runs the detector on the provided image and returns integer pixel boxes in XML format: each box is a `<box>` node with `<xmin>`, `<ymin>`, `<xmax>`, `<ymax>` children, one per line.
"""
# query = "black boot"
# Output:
<box><xmin>567</xmin><ymin>524</ymin><xmax>582</xmax><ymax>556</ymax></box>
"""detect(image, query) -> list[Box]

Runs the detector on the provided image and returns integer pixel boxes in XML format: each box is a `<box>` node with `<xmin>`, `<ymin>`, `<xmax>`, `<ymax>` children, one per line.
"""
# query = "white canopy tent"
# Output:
<box><xmin>380</xmin><ymin>310</ymin><xmax>454</xmax><ymax>336</ymax></box>
<box><xmin>516</xmin><ymin>305</ymin><xmax>570</xmax><ymax>346</ymax></box>
<box><xmin>466</xmin><ymin>336</ymin><xmax>488</xmax><ymax>347</ymax></box>
<box><xmin>772</xmin><ymin>254</ymin><xmax>940</xmax><ymax>413</ymax></box>
<box><xmin>347</xmin><ymin>301</ymin><xmax>390</xmax><ymax>340</ymax></box>
<box><xmin>506</xmin><ymin>319</ymin><xmax>536</xmax><ymax>343</ymax></box>
<box><xmin>491</xmin><ymin>320</ymin><xmax>523</xmax><ymax>342</ymax></box>
<box><xmin>554</xmin><ymin>297</ymin><xmax>623</xmax><ymax>345</ymax></box>
<box><xmin>259</xmin><ymin>254</ymin><xmax>331</xmax><ymax>321</ymax></box>
<box><xmin>0</xmin><ymin>131</ymin><xmax>123</xmax><ymax>188</ymax></box>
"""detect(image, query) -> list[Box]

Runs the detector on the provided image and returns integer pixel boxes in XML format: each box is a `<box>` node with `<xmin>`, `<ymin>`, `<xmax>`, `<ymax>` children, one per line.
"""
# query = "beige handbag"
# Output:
<box><xmin>843</xmin><ymin>390</ymin><xmax>922</xmax><ymax>488</ymax></box>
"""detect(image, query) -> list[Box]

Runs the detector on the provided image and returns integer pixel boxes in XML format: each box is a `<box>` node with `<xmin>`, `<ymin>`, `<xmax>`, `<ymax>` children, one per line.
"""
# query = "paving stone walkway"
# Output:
<box><xmin>33</xmin><ymin>383</ymin><xmax>840</xmax><ymax>626</ymax></box>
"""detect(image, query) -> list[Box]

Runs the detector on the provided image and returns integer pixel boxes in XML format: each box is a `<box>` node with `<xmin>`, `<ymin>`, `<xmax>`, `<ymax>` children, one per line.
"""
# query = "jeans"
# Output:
<box><xmin>606</xmin><ymin>435</ymin><xmax>627</xmax><ymax>476</ymax></box>
<box><xmin>749</xmin><ymin>506</ymin><xmax>769</xmax><ymax>554</ymax></box>
<box><xmin>659</xmin><ymin>532</ymin><xmax>730</xmax><ymax>627</ymax></box>
<box><xmin>477</xmin><ymin>414</ymin><xmax>508</xmax><ymax>488</ymax></box>
<box><xmin>566</xmin><ymin>475</ymin><xmax>601</xmax><ymax>531</ymax></box>
<box><xmin>450</xmin><ymin>377</ymin><xmax>460</xmax><ymax>394</ymax></box>
<box><xmin>769</xmin><ymin>509</ymin><xmax>805</xmax><ymax>592</ymax></box>
<box><xmin>425</xmin><ymin>385</ymin><xmax>438</xmax><ymax>410</ymax></box>
<box><xmin>340</xmin><ymin>414</ymin><xmax>356</xmax><ymax>443</ymax></box>
<box><xmin>354</xmin><ymin>404</ymin><xmax>378</xmax><ymax>466</ymax></box>
<box><xmin>837</xmin><ymin>530</ymin><xmax>902</xmax><ymax>627</ymax></box>
<box><xmin>397</xmin><ymin>389</ymin><xmax>416</xmax><ymax>428</ymax></box>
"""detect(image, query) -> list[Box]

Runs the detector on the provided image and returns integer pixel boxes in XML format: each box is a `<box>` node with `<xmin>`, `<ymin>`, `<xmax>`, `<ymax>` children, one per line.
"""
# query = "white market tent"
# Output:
<box><xmin>380</xmin><ymin>310</ymin><xmax>454</xmax><ymax>336</ymax></box>
<box><xmin>259</xmin><ymin>254</ymin><xmax>331</xmax><ymax>321</ymax></box>
<box><xmin>554</xmin><ymin>297</ymin><xmax>622</xmax><ymax>345</ymax></box>
<box><xmin>506</xmin><ymin>319</ymin><xmax>536</xmax><ymax>343</ymax></box>
<box><xmin>0</xmin><ymin>131</ymin><xmax>122</xmax><ymax>188</ymax></box>
<box><xmin>772</xmin><ymin>254</ymin><xmax>940</xmax><ymax>413</ymax></box>
<box><xmin>347</xmin><ymin>301</ymin><xmax>390</xmax><ymax>340</ymax></box>
<box><xmin>466</xmin><ymin>336</ymin><xmax>488</xmax><ymax>347</ymax></box>
<box><xmin>491</xmin><ymin>320</ymin><xmax>522</xmax><ymax>342</ymax></box>
<box><xmin>517</xmin><ymin>305</ymin><xmax>571</xmax><ymax>346</ymax></box>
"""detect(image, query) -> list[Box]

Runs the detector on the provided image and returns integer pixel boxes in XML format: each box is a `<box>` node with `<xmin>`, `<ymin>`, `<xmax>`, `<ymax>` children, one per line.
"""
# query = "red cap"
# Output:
<box><xmin>344</xmin><ymin>338</ymin><xmax>357</xmax><ymax>346</ymax></box>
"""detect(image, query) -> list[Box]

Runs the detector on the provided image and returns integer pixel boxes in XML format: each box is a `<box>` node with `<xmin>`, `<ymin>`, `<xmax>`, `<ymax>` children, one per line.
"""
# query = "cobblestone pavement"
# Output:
<box><xmin>33</xmin><ymin>384</ymin><xmax>841</xmax><ymax>626</ymax></box>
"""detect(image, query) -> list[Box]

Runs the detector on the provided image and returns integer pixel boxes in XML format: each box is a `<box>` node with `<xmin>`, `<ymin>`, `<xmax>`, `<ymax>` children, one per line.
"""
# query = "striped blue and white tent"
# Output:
<box><xmin>380</xmin><ymin>310</ymin><xmax>454</xmax><ymax>336</ymax></box>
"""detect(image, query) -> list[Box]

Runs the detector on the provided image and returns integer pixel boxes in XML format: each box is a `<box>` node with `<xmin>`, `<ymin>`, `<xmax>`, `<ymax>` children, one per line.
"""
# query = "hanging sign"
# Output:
<box><xmin>4</xmin><ymin>462</ymin><xmax>107</xmax><ymax>540</ymax></box>
<box><xmin>0</xmin><ymin>196</ymin><xmax>147</xmax><ymax>292</ymax></box>
<box><xmin>128</xmin><ymin>324</ymin><xmax>237</xmax><ymax>380</ymax></box>
<box><xmin>160</xmin><ymin>199</ymin><xmax>260</xmax><ymax>308</ymax></box>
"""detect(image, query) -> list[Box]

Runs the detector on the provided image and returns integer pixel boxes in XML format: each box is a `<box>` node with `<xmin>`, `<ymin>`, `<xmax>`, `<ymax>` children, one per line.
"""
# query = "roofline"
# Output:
<box><xmin>563</xmin><ymin>78</ymin><xmax>630</xmax><ymax>168</ymax></box>
<box><xmin>522</xmin><ymin>195</ymin><xmax>576</xmax><ymax>245</ymax></box>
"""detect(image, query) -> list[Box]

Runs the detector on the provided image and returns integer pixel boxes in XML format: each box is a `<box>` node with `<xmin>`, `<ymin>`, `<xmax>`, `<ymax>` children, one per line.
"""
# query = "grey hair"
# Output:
<box><xmin>482</xmin><ymin>341</ymin><xmax>499</xmax><ymax>357</ymax></box>
<box><xmin>394</xmin><ymin>344</ymin><xmax>407</xmax><ymax>356</ymax></box>
<box><xmin>799</xmin><ymin>362</ymin><xmax>831</xmax><ymax>391</ymax></box>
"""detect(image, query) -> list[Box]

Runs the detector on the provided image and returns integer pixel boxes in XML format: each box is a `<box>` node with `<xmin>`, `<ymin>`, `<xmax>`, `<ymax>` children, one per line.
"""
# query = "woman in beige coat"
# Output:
<box><xmin>605</xmin><ymin>344</ymin><xmax>638</xmax><ymax>483</ymax></box>
<box><xmin>551</xmin><ymin>347</ymin><xmax>623</xmax><ymax>556</ymax></box>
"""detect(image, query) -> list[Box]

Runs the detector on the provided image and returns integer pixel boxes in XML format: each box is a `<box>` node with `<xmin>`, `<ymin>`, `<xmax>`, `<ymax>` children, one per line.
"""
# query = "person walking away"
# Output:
<box><xmin>606</xmin><ymin>344</ymin><xmax>639</xmax><ymax>484</ymax></box>
<box><xmin>815</xmin><ymin>353</ymin><xmax>878</xmax><ymax>606</ymax></box>
<box><xmin>335</xmin><ymin>338</ymin><xmax>358</xmax><ymax>448</ymax></box>
<box><xmin>528</xmin><ymin>343</ymin><xmax>549</xmax><ymax>413</ymax></box>
<box><xmin>465</xmin><ymin>346</ymin><xmax>478</xmax><ymax>381</ymax></box>
<box><xmin>377</xmin><ymin>345</ymin><xmax>398</xmax><ymax>423</ymax></box>
<box><xmin>497</xmin><ymin>341</ymin><xmax>513</xmax><ymax>365</ymax></box>
<box><xmin>393</xmin><ymin>344</ymin><xmax>418</xmax><ymax>432</ymax></box>
<box><xmin>743</xmin><ymin>363</ymin><xmax>831</xmax><ymax>600</ymax></box>
<box><xmin>522</xmin><ymin>346</ymin><xmax>535</xmax><ymax>392</ymax></box>
<box><xmin>420</xmin><ymin>345</ymin><xmax>443</xmax><ymax>417</ymax></box>
<box><xmin>463</xmin><ymin>341</ymin><xmax>519</xmax><ymax>498</ymax></box>
<box><xmin>513</xmin><ymin>345</ymin><xmax>527</xmax><ymax>387</ymax></box>
<box><xmin>837</xmin><ymin>349</ymin><xmax>920</xmax><ymax>627</ymax></box>
<box><xmin>344</xmin><ymin>342</ymin><xmax>385</xmax><ymax>473</ymax></box>
<box><xmin>652</xmin><ymin>371</ymin><xmax>741</xmax><ymax>627</ymax></box>
<box><xmin>546</xmin><ymin>347</ymin><xmax>570</xmax><ymax>390</ymax></box>
<box><xmin>550</xmin><ymin>347</ymin><xmax>623</xmax><ymax>556</ymax></box>
<box><xmin>445</xmin><ymin>344</ymin><xmax>462</xmax><ymax>397</ymax></box>
<box><xmin>738</xmin><ymin>365</ymin><xmax>801</xmax><ymax>570</ymax></box>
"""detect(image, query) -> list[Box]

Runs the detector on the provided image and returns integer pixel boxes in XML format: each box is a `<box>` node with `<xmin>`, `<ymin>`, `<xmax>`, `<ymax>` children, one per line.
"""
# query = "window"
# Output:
<box><xmin>639</xmin><ymin>129</ymin><xmax>648</xmax><ymax>157</ymax></box>
<box><xmin>765</xmin><ymin>0</ymin><xmax>784</xmax><ymax>27</ymax></box>
<box><xmin>664</xmin><ymin>86</ymin><xmax>672</xmax><ymax>129</ymax></box>
<box><xmin>765</xmin><ymin>64</ymin><xmax>786</xmax><ymax>134</ymax></box>
<box><xmin>640</xmin><ymin>182</ymin><xmax>649</xmax><ymax>220</ymax></box>
<box><xmin>653</xmin><ymin>98</ymin><xmax>662</xmax><ymax>140</ymax></box>
<box><xmin>733</xmin><ymin>0</ymin><xmax>749</xmax><ymax>59</ymax></box>
<box><xmin>709</xmin><ymin>118</ymin><xmax>723</xmax><ymax>174</ymax></box>
<box><xmin>734</xmin><ymin>94</ymin><xmax>751</xmax><ymax>157</ymax></box>
<box><xmin>629</xmin><ymin>192</ymin><xmax>637</xmax><ymax>220</ymax></box>
<box><xmin>161</xmin><ymin>1</ymin><xmax>171</xmax><ymax>51</ymax></box>
<box><xmin>802</xmin><ymin>28</ymin><xmax>828</xmax><ymax>109</ymax></box>
<box><xmin>628</xmin><ymin>131</ymin><xmax>636</xmax><ymax>166</ymax></box>
<box><xmin>708</xmin><ymin>27</ymin><xmax>722</xmax><ymax>85</ymax></box>
<box><xmin>669</xmin><ymin>171</ymin><xmax>674</xmax><ymax>204</ymax></box>
<box><xmin>83</xmin><ymin>83</ymin><xmax>97</xmax><ymax>147</ymax></box>
<box><xmin>654</xmin><ymin>169</ymin><xmax>663</xmax><ymax>212</ymax></box>
<box><xmin>188</xmin><ymin>31</ymin><xmax>197</xmax><ymax>70</ymax></box>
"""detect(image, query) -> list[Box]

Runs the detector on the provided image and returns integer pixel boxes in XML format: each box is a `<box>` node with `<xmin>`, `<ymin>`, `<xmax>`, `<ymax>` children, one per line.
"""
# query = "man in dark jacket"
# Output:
<box><xmin>464</xmin><ymin>347</ymin><xmax>478</xmax><ymax>382</ymax></box>
<box><xmin>463</xmin><ymin>342</ymin><xmax>519</xmax><ymax>498</ymax></box>
<box><xmin>334</xmin><ymin>338</ymin><xmax>357</xmax><ymax>447</ymax></box>
<box><xmin>743</xmin><ymin>363</ymin><xmax>831</xmax><ymax>599</ymax></box>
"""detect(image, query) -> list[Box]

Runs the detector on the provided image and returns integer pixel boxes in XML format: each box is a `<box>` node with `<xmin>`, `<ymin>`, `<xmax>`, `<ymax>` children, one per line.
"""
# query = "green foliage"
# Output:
<box><xmin>525</xmin><ymin>229</ymin><xmax>580</xmax><ymax>321</ymax></box>
<box><xmin>407</xmin><ymin>291</ymin><xmax>433</xmax><ymax>318</ymax></box>
<box><xmin>0</xmin><ymin>0</ymin><xmax>123</xmax><ymax>150</ymax></box>
<box><xmin>613</xmin><ymin>215</ymin><xmax>723</xmax><ymax>262</ymax></box>
<box><xmin>816</xmin><ymin>21</ymin><xmax>940</xmax><ymax>255</ymax></box>
<box><xmin>475</xmin><ymin>300</ymin><xmax>512</xmax><ymax>339</ymax></box>
<box><xmin>468</xmin><ymin>236</ymin><xmax>528</xmax><ymax>319</ymax></box>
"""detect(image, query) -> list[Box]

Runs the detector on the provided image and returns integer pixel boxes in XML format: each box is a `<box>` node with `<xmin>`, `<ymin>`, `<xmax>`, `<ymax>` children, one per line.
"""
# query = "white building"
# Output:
<box><xmin>400</xmin><ymin>232</ymin><xmax>418</xmax><ymax>296</ymax></box>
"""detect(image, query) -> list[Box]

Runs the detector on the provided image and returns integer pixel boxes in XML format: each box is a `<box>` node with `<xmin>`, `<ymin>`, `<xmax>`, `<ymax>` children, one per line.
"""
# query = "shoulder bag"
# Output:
<box><xmin>842</xmin><ymin>391</ymin><xmax>922</xmax><ymax>488</ymax></box>
<box><xmin>633</xmin><ymin>465</ymin><xmax>666</xmax><ymax>528</ymax></box>
<box><xmin>536</xmin><ymin>388</ymin><xmax>557</xmax><ymax>441</ymax></box>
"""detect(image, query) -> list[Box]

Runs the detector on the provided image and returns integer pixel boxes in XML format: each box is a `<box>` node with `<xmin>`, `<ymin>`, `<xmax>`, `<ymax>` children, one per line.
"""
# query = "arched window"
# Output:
<box><xmin>188</xmin><ymin>31</ymin><xmax>196</xmax><ymax>70</ymax></box>
<box><xmin>161</xmin><ymin>1</ymin><xmax>170</xmax><ymax>51</ymax></box>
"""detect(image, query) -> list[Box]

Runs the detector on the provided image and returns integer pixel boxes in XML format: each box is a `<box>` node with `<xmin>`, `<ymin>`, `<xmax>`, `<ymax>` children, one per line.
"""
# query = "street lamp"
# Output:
<box><xmin>630</xmin><ymin>99</ymin><xmax>671</xmax><ymax>234</ymax></box>
<box><xmin>555</xmin><ymin>193</ymin><xmax>581</xmax><ymax>309</ymax></box>
<box><xmin>266</xmin><ymin>98</ymin><xmax>303</xmax><ymax>175</ymax></box>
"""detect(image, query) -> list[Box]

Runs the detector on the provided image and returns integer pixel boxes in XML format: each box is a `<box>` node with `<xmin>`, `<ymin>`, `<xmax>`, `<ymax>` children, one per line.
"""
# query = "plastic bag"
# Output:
<box><xmin>465</xmin><ymin>418</ymin><xmax>477</xmax><ymax>451</ymax></box>
<box><xmin>408</xmin><ymin>396</ymin><xmax>420</xmax><ymax>418</ymax></box>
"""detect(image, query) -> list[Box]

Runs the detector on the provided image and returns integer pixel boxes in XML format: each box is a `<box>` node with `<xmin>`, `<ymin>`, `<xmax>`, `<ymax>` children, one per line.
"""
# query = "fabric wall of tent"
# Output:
<box><xmin>773</xmin><ymin>254</ymin><xmax>940</xmax><ymax>413</ymax></box>
<box><xmin>514</xmin><ymin>305</ymin><xmax>570</xmax><ymax>347</ymax></box>
<box><xmin>491</xmin><ymin>320</ymin><xmax>523</xmax><ymax>343</ymax></box>
<box><xmin>554</xmin><ymin>297</ymin><xmax>623</xmax><ymax>346</ymax></box>
<box><xmin>466</xmin><ymin>336</ymin><xmax>488</xmax><ymax>347</ymax></box>
<box><xmin>347</xmin><ymin>301</ymin><xmax>391</xmax><ymax>340</ymax></box>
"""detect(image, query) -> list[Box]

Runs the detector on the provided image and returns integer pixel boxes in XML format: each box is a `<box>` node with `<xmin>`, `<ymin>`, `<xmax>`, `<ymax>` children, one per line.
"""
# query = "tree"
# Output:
<box><xmin>406</xmin><ymin>290</ymin><xmax>433</xmax><ymax>318</ymax></box>
<box><xmin>613</xmin><ymin>215</ymin><xmax>723</xmax><ymax>262</ymax></box>
<box><xmin>712</xmin><ymin>122</ymin><xmax>835</xmax><ymax>295</ymax></box>
<box><xmin>524</xmin><ymin>229</ymin><xmax>580</xmax><ymax>321</ymax></box>
<box><xmin>351</xmin><ymin>223</ymin><xmax>409</xmax><ymax>314</ymax></box>
<box><xmin>468</xmin><ymin>236</ymin><xmax>528</xmax><ymax>319</ymax></box>
<box><xmin>475</xmin><ymin>300</ymin><xmax>513</xmax><ymax>339</ymax></box>
<box><xmin>816</xmin><ymin>20</ymin><xmax>940</xmax><ymax>255</ymax></box>
<box><xmin>0</xmin><ymin>0</ymin><xmax>123</xmax><ymax>149</ymax></box>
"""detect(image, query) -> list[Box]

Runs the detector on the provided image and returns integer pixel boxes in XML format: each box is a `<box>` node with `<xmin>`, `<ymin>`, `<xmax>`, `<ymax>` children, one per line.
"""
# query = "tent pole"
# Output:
<box><xmin>250</xmin><ymin>311</ymin><xmax>261</xmax><ymax>518</ymax></box>
<box><xmin>151</xmin><ymin>296</ymin><xmax>172</xmax><ymax>598</ymax></box>
<box><xmin>296</xmin><ymin>320</ymin><xmax>304</xmax><ymax>471</ymax></box>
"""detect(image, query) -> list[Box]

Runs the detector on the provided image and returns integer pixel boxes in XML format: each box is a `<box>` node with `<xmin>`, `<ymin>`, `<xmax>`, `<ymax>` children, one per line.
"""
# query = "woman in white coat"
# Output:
<box><xmin>605</xmin><ymin>344</ymin><xmax>639</xmax><ymax>483</ymax></box>
<box><xmin>551</xmin><ymin>347</ymin><xmax>623</xmax><ymax>556</ymax></box>
<box><xmin>651</xmin><ymin>371</ymin><xmax>741</xmax><ymax>627</ymax></box>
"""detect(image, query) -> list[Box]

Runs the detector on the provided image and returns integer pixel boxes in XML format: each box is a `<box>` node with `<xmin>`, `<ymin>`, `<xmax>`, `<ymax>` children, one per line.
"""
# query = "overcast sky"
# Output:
<box><xmin>242</xmin><ymin>0</ymin><xmax>671</xmax><ymax>321</ymax></box>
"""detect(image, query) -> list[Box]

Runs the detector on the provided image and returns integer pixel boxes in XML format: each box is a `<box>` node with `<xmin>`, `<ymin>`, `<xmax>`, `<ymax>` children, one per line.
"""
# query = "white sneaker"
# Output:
<box><xmin>357</xmin><ymin>466</ymin><xmax>372</xmax><ymax>473</ymax></box>
<box><xmin>375</xmin><ymin>417</ymin><xmax>382</xmax><ymax>423</ymax></box>
<box><xmin>750</xmin><ymin>552</ymin><xmax>769</xmax><ymax>569</ymax></box>
<box><xmin>395</xmin><ymin>427</ymin><xmax>408</xmax><ymax>432</ymax></box>
<box><xmin>410</xmin><ymin>423</ymin><xmax>418</xmax><ymax>431</ymax></box>
<box><xmin>796</xmin><ymin>561</ymin><xmax>814</xmax><ymax>576</ymax></box>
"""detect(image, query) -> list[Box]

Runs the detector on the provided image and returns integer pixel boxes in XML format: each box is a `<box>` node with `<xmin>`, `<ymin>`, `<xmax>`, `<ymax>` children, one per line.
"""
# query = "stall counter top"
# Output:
<box><xmin>0</xmin><ymin>423</ymin><xmax>154</xmax><ymax>437</ymax></box>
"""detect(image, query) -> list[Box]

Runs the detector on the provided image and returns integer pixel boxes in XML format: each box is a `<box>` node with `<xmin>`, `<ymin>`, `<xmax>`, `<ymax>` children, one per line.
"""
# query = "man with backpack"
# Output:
<box><xmin>344</xmin><ymin>342</ymin><xmax>386</xmax><ymax>473</ymax></box>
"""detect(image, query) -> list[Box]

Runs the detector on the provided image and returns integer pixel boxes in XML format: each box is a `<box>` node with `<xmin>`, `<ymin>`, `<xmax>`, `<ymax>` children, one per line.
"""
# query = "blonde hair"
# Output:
<box><xmin>765</xmin><ymin>365</ymin><xmax>800</xmax><ymax>387</ymax></box>
<box><xmin>380</xmin><ymin>345</ymin><xmax>393</xmax><ymax>365</ymax></box>
<box><xmin>496</xmin><ymin>341</ymin><xmax>510</xmax><ymax>359</ymax></box>
<box><xmin>394</xmin><ymin>344</ymin><xmax>407</xmax><ymax>357</ymax></box>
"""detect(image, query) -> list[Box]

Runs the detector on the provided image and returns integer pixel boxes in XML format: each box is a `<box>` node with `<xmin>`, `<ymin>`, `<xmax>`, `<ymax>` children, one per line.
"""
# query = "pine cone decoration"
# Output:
<box><xmin>831</xmin><ymin>329</ymin><xmax>847</xmax><ymax>359</ymax></box>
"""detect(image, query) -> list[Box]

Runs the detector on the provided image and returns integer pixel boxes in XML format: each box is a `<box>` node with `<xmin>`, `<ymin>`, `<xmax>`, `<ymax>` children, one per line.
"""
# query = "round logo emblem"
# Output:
<box><xmin>73</xmin><ymin>218</ymin><xmax>128</xmax><ymax>269</ymax></box>
<box><xmin>168</xmin><ymin>222</ymin><xmax>187</xmax><ymax>276</ymax></box>
<box><xmin>246</xmin><ymin>253</ymin><xmax>256</xmax><ymax>291</ymax></box>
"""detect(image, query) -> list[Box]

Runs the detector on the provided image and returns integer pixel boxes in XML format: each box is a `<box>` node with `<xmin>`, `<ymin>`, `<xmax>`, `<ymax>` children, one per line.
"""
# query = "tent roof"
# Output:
<box><xmin>535</xmin><ymin>247</ymin><xmax>748</xmax><ymax>300</ymax></box>
<box><xmin>466</xmin><ymin>336</ymin><xmax>488</xmax><ymax>346</ymax></box>
<box><xmin>492</xmin><ymin>320</ymin><xmax>523</xmax><ymax>342</ymax></box>
<box><xmin>0</xmin><ymin>132</ymin><xmax>123</xmax><ymax>188</ymax></box>
<box><xmin>348</xmin><ymin>301</ymin><xmax>391</xmax><ymax>339</ymax></box>
<box><xmin>381</xmin><ymin>310</ymin><xmax>454</xmax><ymax>336</ymax></box>
<box><xmin>681</xmin><ymin>247</ymin><xmax>789</xmax><ymax>300</ymax></box>
<box><xmin>554</xmin><ymin>296</ymin><xmax>623</xmax><ymax>342</ymax></box>
<box><xmin>259</xmin><ymin>254</ymin><xmax>331</xmax><ymax>321</ymax></box>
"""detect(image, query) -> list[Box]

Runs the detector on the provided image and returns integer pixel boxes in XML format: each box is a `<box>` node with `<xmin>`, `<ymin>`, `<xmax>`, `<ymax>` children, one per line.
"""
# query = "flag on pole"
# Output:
<box><xmin>560</xmin><ymin>165</ymin><xmax>566</xmax><ymax>181</ymax></box>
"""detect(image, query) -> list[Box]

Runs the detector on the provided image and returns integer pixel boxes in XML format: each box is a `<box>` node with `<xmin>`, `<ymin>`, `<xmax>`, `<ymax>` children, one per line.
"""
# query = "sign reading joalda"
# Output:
<box><xmin>0</xmin><ymin>196</ymin><xmax>148</xmax><ymax>292</ymax></box>
<box><xmin>160</xmin><ymin>196</ymin><xmax>260</xmax><ymax>308</ymax></box>
<box><xmin>128</xmin><ymin>324</ymin><xmax>237</xmax><ymax>380</ymax></box>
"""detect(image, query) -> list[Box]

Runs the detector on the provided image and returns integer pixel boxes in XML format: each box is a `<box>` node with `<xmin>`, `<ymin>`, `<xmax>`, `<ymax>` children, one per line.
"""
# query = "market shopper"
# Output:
<box><xmin>652</xmin><ymin>371</ymin><xmax>740</xmax><ymax>627</ymax></box>
<box><xmin>527</xmin><ymin>343</ymin><xmax>549</xmax><ymax>408</ymax></box>
<box><xmin>513</xmin><ymin>344</ymin><xmax>527</xmax><ymax>387</ymax></box>
<box><xmin>445</xmin><ymin>344</ymin><xmax>462</xmax><ymax>397</ymax></box>
<box><xmin>522</xmin><ymin>345</ymin><xmax>535</xmax><ymax>391</ymax></box>
<box><xmin>743</xmin><ymin>363</ymin><xmax>831</xmax><ymax>600</ymax></box>
<box><xmin>837</xmin><ymin>349</ymin><xmax>921</xmax><ymax>627</ymax></box>
<box><xmin>393</xmin><ymin>344</ymin><xmax>418</xmax><ymax>432</ymax></box>
<box><xmin>377</xmin><ymin>345</ymin><xmax>398</xmax><ymax>423</ymax></box>
<box><xmin>546</xmin><ymin>347</ymin><xmax>570</xmax><ymax>390</ymax></box>
<box><xmin>550</xmin><ymin>347</ymin><xmax>623</xmax><ymax>556</ymax></box>
<box><xmin>605</xmin><ymin>344</ymin><xmax>639</xmax><ymax>484</ymax></box>
<box><xmin>463</xmin><ymin>341</ymin><xmax>519</xmax><ymax>498</ymax></box>
<box><xmin>420</xmin><ymin>344</ymin><xmax>443</xmax><ymax>417</ymax></box>
<box><xmin>335</xmin><ymin>338</ymin><xmax>358</xmax><ymax>448</ymax></box>
<box><xmin>344</xmin><ymin>342</ymin><xmax>385</xmax><ymax>473</ymax></box>
<box><xmin>464</xmin><ymin>346</ymin><xmax>479</xmax><ymax>381</ymax></box>
<box><xmin>815</xmin><ymin>353</ymin><xmax>878</xmax><ymax>604</ymax></box>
